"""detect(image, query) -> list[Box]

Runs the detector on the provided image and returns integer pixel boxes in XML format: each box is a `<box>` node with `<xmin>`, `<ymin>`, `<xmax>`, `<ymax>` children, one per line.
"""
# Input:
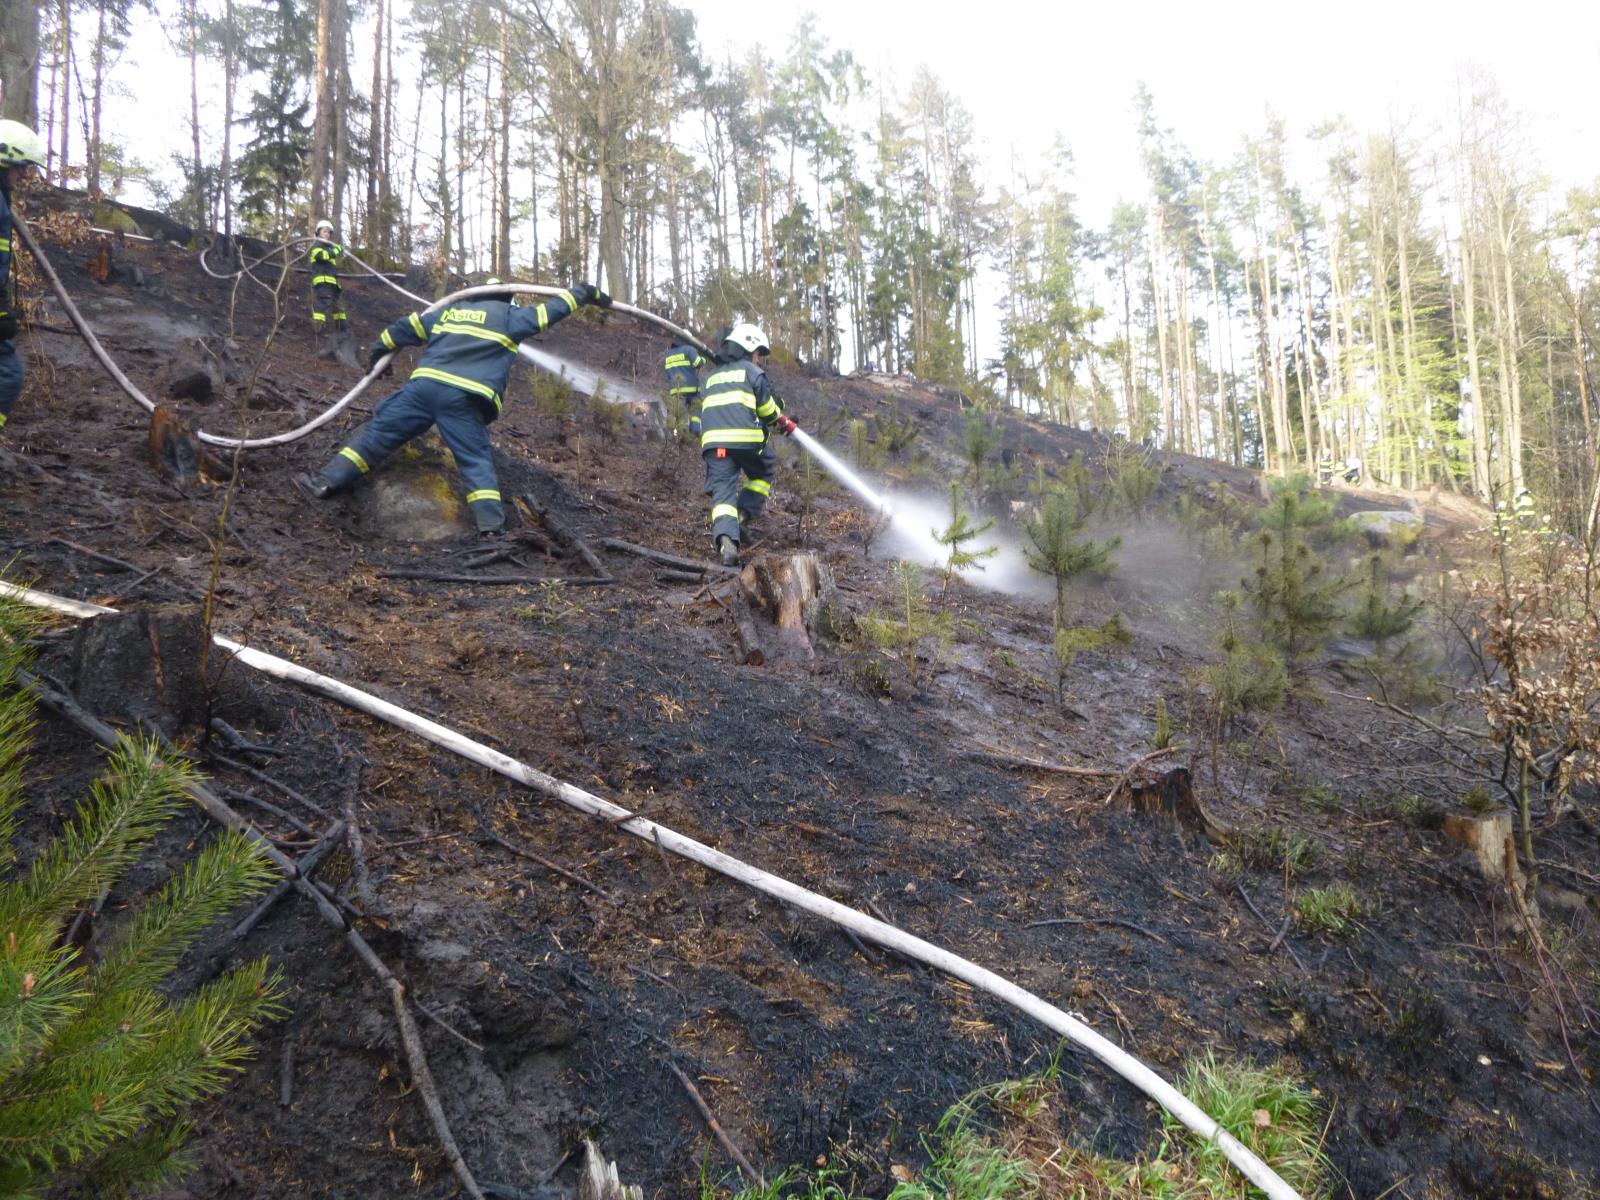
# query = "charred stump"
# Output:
<box><xmin>1122</xmin><ymin>767</ymin><xmax>1231</xmax><ymax>846</ymax></box>
<box><xmin>67</xmin><ymin>605</ymin><xmax>219</xmax><ymax>741</ymax></box>
<box><xmin>149</xmin><ymin>406</ymin><xmax>233</xmax><ymax>486</ymax></box>
<box><xmin>736</xmin><ymin>553</ymin><xmax>839</xmax><ymax>665</ymax></box>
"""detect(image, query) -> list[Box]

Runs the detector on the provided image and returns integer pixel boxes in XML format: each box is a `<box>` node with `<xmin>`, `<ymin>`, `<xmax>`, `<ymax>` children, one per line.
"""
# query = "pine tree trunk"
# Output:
<box><xmin>185</xmin><ymin>0</ymin><xmax>203</xmax><ymax>231</ymax></box>
<box><xmin>56</xmin><ymin>0</ymin><xmax>71</xmax><ymax>177</ymax></box>
<box><xmin>366</xmin><ymin>0</ymin><xmax>383</xmax><ymax>249</ymax></box>
<box><xmin>88</xmin><ymin>0</ymin><xmax>106</xmax><ymax>195</ymax></box>
<box><xmin>495</xmin><ymin>15</ymin><xmax>511</xmax><ymax>278</ymax></box>
<box><xmin>0</xmin><ymin>0</ymin><xmax>40</xmax><ymax>123</ymax></box>
<box><xmin>221</xmin><ymin>0</ymin><xmax>235</xmax><ymax>235</ymax></box>
<box><xmin>310</xmin><ymin>0</ymin><xmax>333</xmax><ymax>220</ymax></box>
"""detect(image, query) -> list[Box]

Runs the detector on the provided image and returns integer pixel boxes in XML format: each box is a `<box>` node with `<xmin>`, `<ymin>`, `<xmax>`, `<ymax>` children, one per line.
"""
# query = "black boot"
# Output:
<box><xmin>716</xmin><ymin>534</ymin><xmax>739</xmax><ymax>567</ymax></box>
<box><xmin>293</xmin><ymin>472</ymin><xmax>332</xmax><ymax>501</ymax></box>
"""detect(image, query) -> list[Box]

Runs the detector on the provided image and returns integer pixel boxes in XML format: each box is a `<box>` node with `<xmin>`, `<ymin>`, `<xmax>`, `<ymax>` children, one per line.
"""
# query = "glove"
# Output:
<box><xmin>367</xmin><ymin>345</ymin><xmax>391</xmax><ymax>376</ymax></box>
<box><xmin>572</xmin><ymin>282</ymin><xmax>612</xmax><ymax>309</ymax></box>
<box><xmin>775</xmin><ymin>415</ymin><xmax>798</xmax><ymax>436</ymax></box>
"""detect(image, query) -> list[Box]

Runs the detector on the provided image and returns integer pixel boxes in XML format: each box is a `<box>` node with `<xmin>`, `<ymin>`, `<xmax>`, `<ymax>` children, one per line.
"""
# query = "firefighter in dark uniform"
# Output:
<box><xmin>308</xmin><ymin>219</ymin><xmax>347</xmax><ymax>344</ymax></box>
<box><xmin>698</xmin><ymin>322</ymin><xmax>796</xmax><ymax>565</ymax></box>
<box><xmin>663</xmin><ymin>338</ymin><xmax>707</xmax><ymax>436</ymax></box>
<box><xmin>0</xmin><ymin>120</ymin><xmax>45</xmax><ymax>436</ymax></box>
<box><xmin>294</xmin><ymin>281</ymin><xmax>610</xmax><ymax>536</ymax></box>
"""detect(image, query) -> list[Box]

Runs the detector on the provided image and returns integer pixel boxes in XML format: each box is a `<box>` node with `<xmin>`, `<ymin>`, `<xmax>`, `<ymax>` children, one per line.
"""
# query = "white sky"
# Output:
<box><xmin>695</xmin><ymin>0</ymin><xmax>1600</xmax><ymax>223</ymax></box>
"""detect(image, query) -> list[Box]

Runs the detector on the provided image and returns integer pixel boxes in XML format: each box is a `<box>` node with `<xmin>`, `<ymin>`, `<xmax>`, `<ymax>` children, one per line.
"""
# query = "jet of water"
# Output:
<box><xmin>517</xmin><ymin>344</ymin><xmax>661</xmax><ymax>408</ymax></box>
<box><xmin>789</xmin><ymin>427</ymin><xmax>1049</xmax><ymax>599</ymax></box>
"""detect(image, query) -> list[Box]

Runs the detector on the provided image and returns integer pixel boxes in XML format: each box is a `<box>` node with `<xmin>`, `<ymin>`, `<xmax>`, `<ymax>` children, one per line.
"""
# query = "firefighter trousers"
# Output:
<box><xmin>312</xmin><ymin>282</ymin><xmax>346</xmax><ymax>329</ymax></box>
<box><xmin>0</xmin><ymin>341</ymin><xmax>21</xmax><ymax>428</ymax></box>
<box><xmin>316</xmin><ymin>376</ymin><xmax>505</xmax><ymax>531</ymax></box>
<box><xmin>703</xmin><ymin>443</ymin><xmax>774</xmax><ymax>545</ymax></box>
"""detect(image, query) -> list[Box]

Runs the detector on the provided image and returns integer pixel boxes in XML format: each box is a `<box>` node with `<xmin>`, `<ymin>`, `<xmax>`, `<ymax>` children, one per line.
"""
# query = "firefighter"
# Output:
<box><xmin>294</xmin><ymin>281</ymin><xmax>611</xmax><ymax>536</ymax></box>
<box><xmin>698</xmin><ymin>323</ymin><xmax>796</xmax><ymax>566</ymax></box>
<box><xmin>0</xmin><ymin>120</ymin><xmax>45</xmax><ymax>436</ymax></box>
<box><xmin>662</xmin><ymin>337</ymin><xmax>707</xmax><ymax>438</ymax></box>
<box><xmin>308</xmin><ymin>219</ymin><xmax>348</xmax><ymax>348</ymax></box>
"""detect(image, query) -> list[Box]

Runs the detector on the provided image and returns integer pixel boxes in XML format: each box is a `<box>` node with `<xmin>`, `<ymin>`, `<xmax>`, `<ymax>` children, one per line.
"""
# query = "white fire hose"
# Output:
<box><xmin>2</xmin><ymin>580</ymin><xmax>1304</xmax><ymax>1200</ymax></box>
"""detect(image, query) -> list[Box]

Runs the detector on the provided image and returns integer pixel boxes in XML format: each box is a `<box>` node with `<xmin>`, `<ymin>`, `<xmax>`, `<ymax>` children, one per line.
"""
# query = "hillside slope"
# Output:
<box><xmin>3</xmin><ymin>206</ymin><xmax>1597</xmax><ymax>1199</ymax></box>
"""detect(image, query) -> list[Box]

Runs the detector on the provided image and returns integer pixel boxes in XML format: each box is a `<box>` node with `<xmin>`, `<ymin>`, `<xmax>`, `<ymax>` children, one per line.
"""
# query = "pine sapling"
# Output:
<box><xmin>1023</xmin><ymin>485</ymin><xmax>1120</xmax><ymax>632</ymax></box>
<box><xmin>1244</xmin><ymin>477</ymin><xmax>1348</xmax><ymax>671</ymax></box>
<box><xmin>934</xmin><ymin>482</ymin><xmax>998</xmax><ymax>602</ymax></box>
<box><xmin>0</xmin><ymin>591</ymin><xmax>284</xmax><ymax>1196</ymax></box>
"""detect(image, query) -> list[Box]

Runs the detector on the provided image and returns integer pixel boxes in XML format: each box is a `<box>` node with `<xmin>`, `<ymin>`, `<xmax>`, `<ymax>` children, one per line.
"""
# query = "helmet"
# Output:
<box><xmin>483</xmin><ymin>276</ymin><xmax>502</xmax><ymax>285</ymax></box>
<box><xmin>315</xmin><ymin>218</ymin><xmax>334</xmax><ymax>235</ymax></box>
<box><xmin>723</xmin><ymin>322</ymin><xmax>770</xmax><ymax>355</ymax></box>
<box><xmin>0</xmin><ymin>120</ymin><xmax>45</xmax><ymax>169</ymax></box>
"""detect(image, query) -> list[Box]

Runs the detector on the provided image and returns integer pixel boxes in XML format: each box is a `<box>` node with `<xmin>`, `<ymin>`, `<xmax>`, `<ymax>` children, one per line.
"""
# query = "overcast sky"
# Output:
<box><xmin>688</xmin><ymin>0</ymin><xmax>1600</xmax><ymax>223</ymax></box>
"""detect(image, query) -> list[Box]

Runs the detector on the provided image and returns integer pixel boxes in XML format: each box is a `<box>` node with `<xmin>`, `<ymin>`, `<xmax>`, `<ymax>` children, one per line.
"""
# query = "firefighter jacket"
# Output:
<box><xmin>375</xmin><ymin>288</ymin><xmax>581</xmax><ymax>420</ymax></box>
<box><xmin>309</xmin><ymin>239</ymin><xmax>344</xmax><ymax>288</ymax></box>
<box><xmin>698</xmin><ymin>353</ymin><xmax>782</xmax><ymax>450</ymax></box>
<box><xmin>664</xmin><ymin>343</ymin><xmax>706</xmax><ymax>396</ymax></box>
<box><xmin>0</xmin><ymin>184</ymin><xmax>16</xmax><ymax>342</ymax></box>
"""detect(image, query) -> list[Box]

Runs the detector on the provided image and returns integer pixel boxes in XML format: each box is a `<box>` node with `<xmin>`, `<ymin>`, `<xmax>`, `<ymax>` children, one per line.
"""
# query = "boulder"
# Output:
<box><xmin>350</xmin><ymin>438</ymin><xmax>474</xmax><ymax>542</ymax></box>
<box><xmin>1348</xmin><ymin>509</ymin><xmax>1424</xmax><ymax>549</ymax></box>
<box><xmin>158</xmin><ymin>338</ymin><xmax>227</xmax><ymax>404</ymax></box>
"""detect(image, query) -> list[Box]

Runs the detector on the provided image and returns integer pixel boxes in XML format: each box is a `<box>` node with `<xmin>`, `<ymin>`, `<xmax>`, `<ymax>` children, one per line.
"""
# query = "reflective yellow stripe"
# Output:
<box><xmin>702</xmin><ymin>393</ymin><xmax>757</xmax><ymax>410</ymax></box>
<box><xmin>0</xmin><ymin>413</ymin><xmax>7</xmax><ymax>428</ymax></box>
<box><xmin>312</xmin><ymin>312</ymin><xmax>326</xmax><ymax>322</ymax></box>
<box><xmin>756</xmin><ymin>399</ymin><xmax>779</xmax><ymax>419</ymax></box>
<box><xmin>535</xmin><ymin>303</ymin><xmax>552</xmax><ymax>331</ymax></box>
<box><xmin>702</xmin><ymin>428</ymin><xmax>766</xmax><ymax>446</ymax></box>
<box><xmin>411</xmin><ymin>367</ymin><xmax>502</xmax><ymax>411</ymax></box>
<box><xmin>465</xmin><ymin>489</ymin><xmax>502</xmax><ymax>504</ymax></box>
<box><xmin>312</xmin><ymin>274</ymin><xmax>338</xmax><ymax>286</ymax></box>
<box><xmin>430</xmin><ymin>321</ymin><xmax>518</xmax><ymax>353</ymax></box>
<box><xmin>339</xmin><ymin>446</ymin><xmax>369</xmax><ymax>473</ymax></box>
<box><xmin>0</xmin><ymin>238</ymin><xmax>10</xmax><ymax>251</ymax></box>
<box><xmin>665</xmin><ymin>354</ymin><xmax>692</xmax><ymax>368</ymax></box>
<box><xmin>408</xmin><ymin>313</ymin><xmax>426</xmax><ymax>339</ymax></box>
<box><xmin>742</xmin><ymin>479</ymin><xmax>771</xmax><ymax>496</ymax></box>
<box><xmin>380</xmin><ymin>329</ymin><xmax>396</xmax><ymax>349</ymax></box>
<box><xmin>669</xmin><ymin>386</ymin><xmax>700</xmax><ymax>395</ymax></box>
<box><xmin>711</xmin><ymin>503</ymin><xmax>739</xmax><ymax>521</ymax></box>
<box><xmin>555</xmin><ymin>289</ymin><xmax>578</xmax><ymax>313</ymax></box>
<box><xmin>704</xmin><ymin>369</ymin><xmax>748</xmax><ymax>389</ymax></box>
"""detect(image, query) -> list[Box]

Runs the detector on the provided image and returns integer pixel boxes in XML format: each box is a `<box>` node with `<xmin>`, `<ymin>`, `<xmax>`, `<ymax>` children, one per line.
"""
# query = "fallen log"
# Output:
<box><xmin>595</xmin><ymin>537</ymin><xmax>738</xmax><ymax>576</ymax></box>
<box><xmin>380</xmin><ymin>570</ymin><xmax>616</xmax><ymax>586</ymax></box>
<box><xmin>522</xmin><ymin>494</ymin><xmax>607</xmax><ymax>576</ymax></box>
<box><xmin>731</xmin><ymin>600</ymin><xmax>766</xmax><ymax>667</ymax></box>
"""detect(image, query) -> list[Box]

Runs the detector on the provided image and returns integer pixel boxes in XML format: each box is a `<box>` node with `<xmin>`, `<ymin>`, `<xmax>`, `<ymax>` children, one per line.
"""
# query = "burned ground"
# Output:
<box><xmin>3</xmin><ymin>208</ymin><xmax>1598</xmax><ymax>1200</ymax></box>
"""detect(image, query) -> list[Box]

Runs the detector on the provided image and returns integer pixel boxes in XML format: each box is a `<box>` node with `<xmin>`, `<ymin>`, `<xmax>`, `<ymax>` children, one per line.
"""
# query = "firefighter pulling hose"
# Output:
<box><xmin>11</xmin><ymin>213</ymin><xmax>708</xmax><ymax>451</ymax></box>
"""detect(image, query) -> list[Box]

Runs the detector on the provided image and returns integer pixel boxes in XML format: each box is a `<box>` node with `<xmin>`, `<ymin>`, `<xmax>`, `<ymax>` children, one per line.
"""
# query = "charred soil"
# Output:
<box><xmin>3</xmin><ymin>206</ymin><xmax>1598</xmax><ymax>1199</ymax></box>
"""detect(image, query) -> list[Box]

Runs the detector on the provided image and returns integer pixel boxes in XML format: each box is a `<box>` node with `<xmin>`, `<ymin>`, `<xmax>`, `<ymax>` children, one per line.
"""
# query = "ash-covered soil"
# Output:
<box><xmin>3</xmin><ymin>197</ymin><xmax>1598</xmax><ymax>1200</ymax></box>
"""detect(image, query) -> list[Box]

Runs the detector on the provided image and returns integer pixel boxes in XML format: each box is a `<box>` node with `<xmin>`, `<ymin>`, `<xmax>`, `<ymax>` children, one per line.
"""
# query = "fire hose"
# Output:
<box><xmin>1</xmin><ymin>580</ymin><xmax>1304</xmax><ymax>1200</ymax></box>
<box><xmin>13</xmin><ymin>215</ymin><xmax>711</xmax><ymax>451</ymax></box>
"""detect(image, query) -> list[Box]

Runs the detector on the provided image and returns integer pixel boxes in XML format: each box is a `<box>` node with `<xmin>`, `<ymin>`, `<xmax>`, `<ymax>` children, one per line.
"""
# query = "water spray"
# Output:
<box><xmin>789</xmin><ymin>427</ymin><xmax>1042</xmax><ymax>595</ymax></box>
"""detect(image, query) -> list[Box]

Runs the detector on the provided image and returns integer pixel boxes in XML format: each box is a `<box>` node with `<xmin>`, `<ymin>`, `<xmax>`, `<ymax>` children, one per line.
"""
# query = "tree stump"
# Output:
<box><xmin>67</xmin><ymin>605</ymin><xmax>217</xmax><ymax>741</ymax></box>
<box><xmin>149</xmin><ymin>406</ymin><xmax>232</xmax><ymax>486</ymax></box>
<box><xmin>737</xmin><ymin>553</ymin><xmax>839</xmax><ymax>664</ymax></box>
<box><xmin>577</xmin><ymin>1138</ymin><xmax>642</xmax><ymax>1200</ymax></box>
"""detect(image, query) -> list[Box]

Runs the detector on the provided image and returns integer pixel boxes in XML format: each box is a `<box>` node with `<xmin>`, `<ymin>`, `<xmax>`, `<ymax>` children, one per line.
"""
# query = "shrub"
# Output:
<box><xmin>0</xmin><ymin>594</ymin><xmax>283</xmax><ymax>1196</ymax></box>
